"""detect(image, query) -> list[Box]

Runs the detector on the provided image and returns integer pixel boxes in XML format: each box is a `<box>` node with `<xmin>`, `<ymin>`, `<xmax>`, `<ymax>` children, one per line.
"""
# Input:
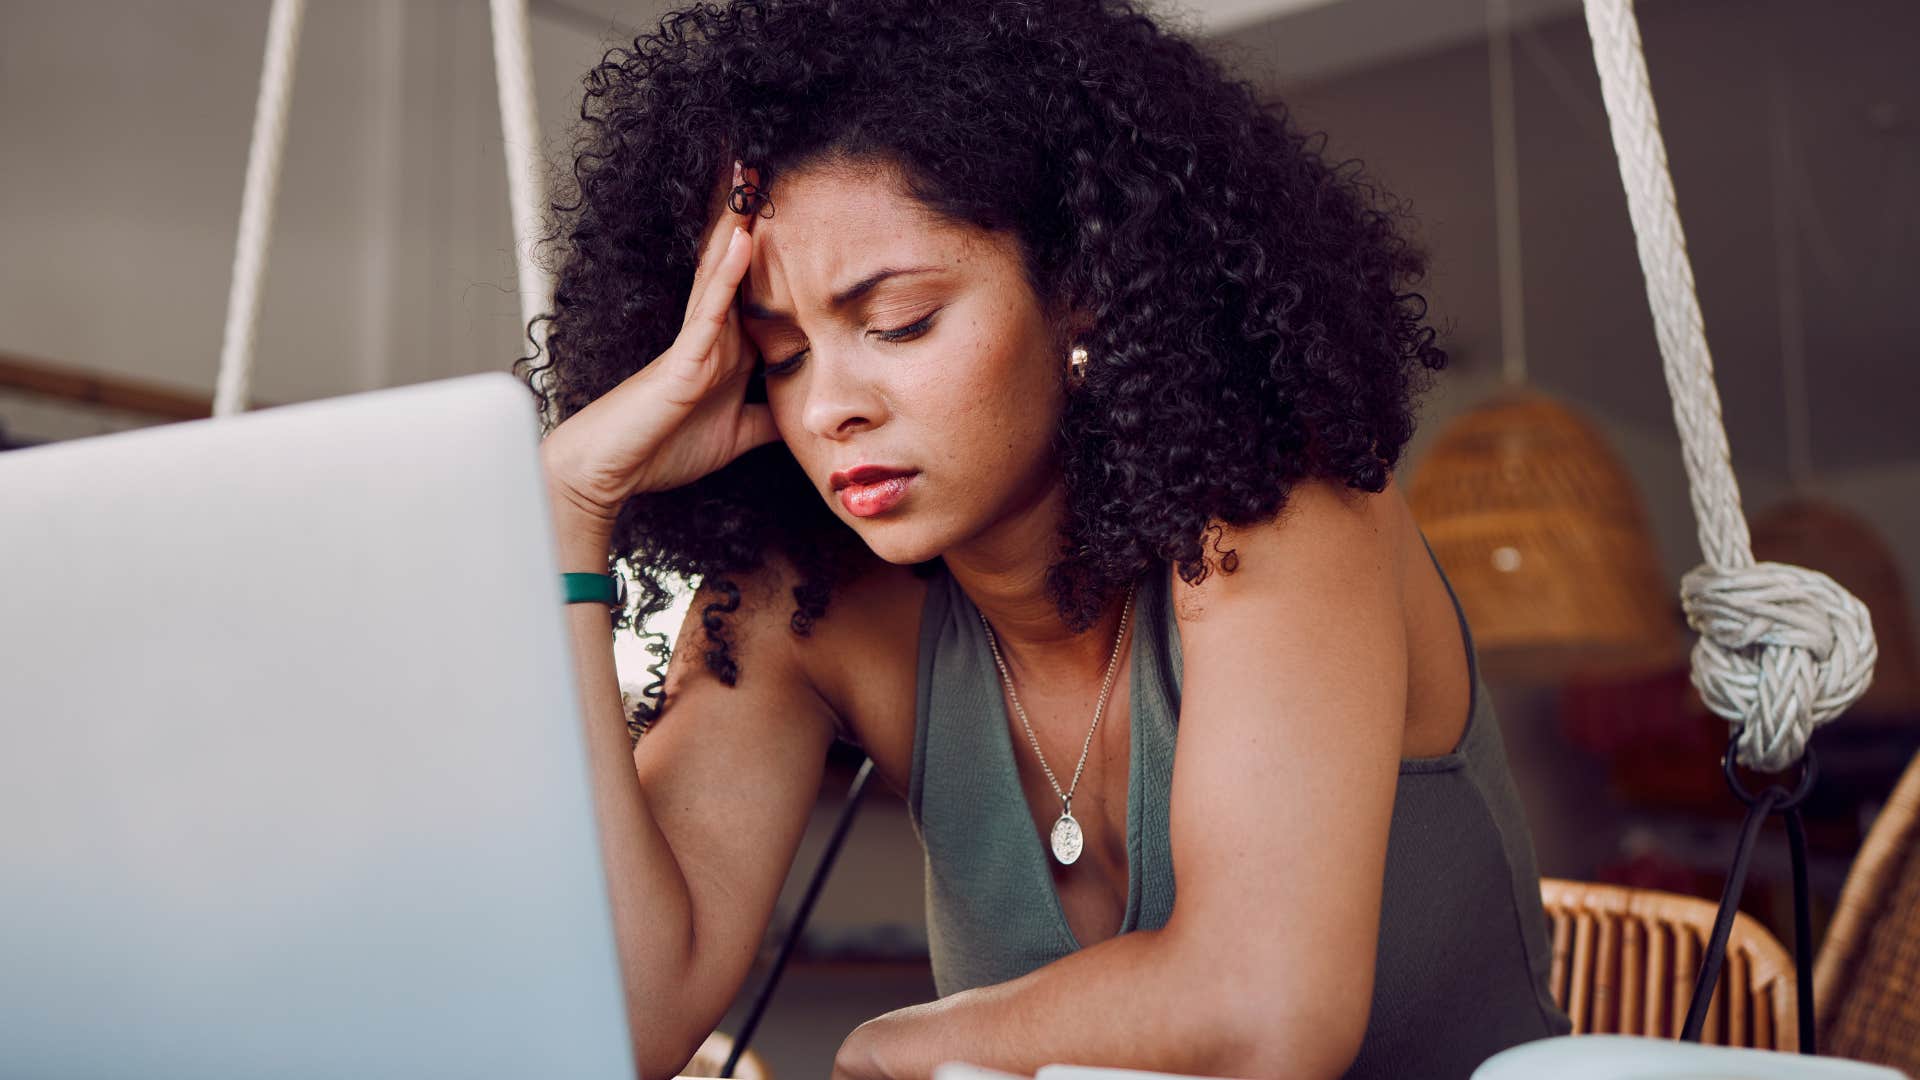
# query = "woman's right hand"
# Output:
<box><xmin>540</xmin><ymin>159</ymin><xmax>777</xmax><ymax>533</ymax></box>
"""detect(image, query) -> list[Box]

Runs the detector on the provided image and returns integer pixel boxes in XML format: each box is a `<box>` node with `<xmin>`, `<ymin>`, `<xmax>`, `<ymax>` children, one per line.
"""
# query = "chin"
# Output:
<box><xmin>841</xmin><ymin>515</ymin><xmax>950</xmax><ymax>567</ymax></box>
<box><xmin>855</xmin><ymin>531</ymin><xmax>947</xmax><ymax>567</ymax></box>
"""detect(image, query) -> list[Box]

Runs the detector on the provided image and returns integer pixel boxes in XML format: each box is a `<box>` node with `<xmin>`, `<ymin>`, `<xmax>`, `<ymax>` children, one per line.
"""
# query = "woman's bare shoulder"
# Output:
<box><xmin>694</xmin><ymin>549</ymin><xmax>931</xmax><ymax>794</ymax></box>
<box><xmin>808</xmin><ymin>555</ymin><xmax>933</xmax><ymax>795</ymax></box>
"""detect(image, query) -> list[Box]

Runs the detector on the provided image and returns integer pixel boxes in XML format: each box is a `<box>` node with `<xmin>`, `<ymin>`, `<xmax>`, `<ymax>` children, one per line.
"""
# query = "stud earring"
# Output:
<box><xmin>1067</xmin><ymin>344</ymin><xmax>1091</xmax><ymax>383</ymax></box>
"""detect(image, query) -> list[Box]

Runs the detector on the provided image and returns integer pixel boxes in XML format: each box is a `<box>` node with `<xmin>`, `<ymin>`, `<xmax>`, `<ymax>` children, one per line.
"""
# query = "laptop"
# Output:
<box><xmin>0</xmin><ymin>373</ymin><xmax>635</xmax><ymax>1078</ymax></box>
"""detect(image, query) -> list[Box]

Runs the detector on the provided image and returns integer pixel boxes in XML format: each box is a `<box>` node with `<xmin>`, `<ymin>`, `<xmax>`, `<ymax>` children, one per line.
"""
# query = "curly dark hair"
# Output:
<box><xmin>516</xmin><ymin>0</ymin><xmax>1447</xmax><ymax>738</ymax></box>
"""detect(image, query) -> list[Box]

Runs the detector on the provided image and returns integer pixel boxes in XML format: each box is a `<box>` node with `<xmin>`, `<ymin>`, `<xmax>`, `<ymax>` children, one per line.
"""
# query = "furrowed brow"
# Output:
<box><xmin>739</xmin><ymin>265</ymin><xmax>943</xmax><ymax>321</ymax></box>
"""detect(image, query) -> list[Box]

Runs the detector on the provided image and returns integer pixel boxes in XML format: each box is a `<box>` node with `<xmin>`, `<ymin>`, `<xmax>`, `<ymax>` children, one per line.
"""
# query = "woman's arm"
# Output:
<box><xmin>540</xmin><ymin>158</ymin><xmax>845</xmax><ymax>1079</ymax></box>
<box><xmin>836</xmin><ymin>477</ymin><xmax>1409</xmax><ymax>1079</ymax></box>
<box><xmin>555</xmin><ymin>510</ymin><xmax>837</xmax><ymax>1079</ymax></box>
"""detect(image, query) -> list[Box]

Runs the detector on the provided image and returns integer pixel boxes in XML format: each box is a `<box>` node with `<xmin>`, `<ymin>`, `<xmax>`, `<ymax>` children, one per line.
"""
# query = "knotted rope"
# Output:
<box><xmin>1581</xmin><ymin>0</ymin><xmax>1876</xmax><ymax>770</ymax></box>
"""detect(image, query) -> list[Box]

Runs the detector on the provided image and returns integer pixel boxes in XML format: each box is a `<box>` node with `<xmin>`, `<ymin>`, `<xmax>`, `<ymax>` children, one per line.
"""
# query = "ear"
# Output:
<box><xmin>1051</xmin><ymin>304</ymin><xmax>1096</xmax><ymax>353</ymax></box>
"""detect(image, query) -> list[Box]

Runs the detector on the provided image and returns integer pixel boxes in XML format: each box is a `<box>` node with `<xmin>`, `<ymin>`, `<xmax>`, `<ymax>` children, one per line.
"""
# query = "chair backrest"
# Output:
<box><xmin>1814</xmin><ymin>749</ymin><xmax>1920</xmax><ymax>1072</ymax></box>
<box><xmin>1540</xmin><ymin>878</ymin><xmax>1798</xmax><ymax>1050</ymax></box>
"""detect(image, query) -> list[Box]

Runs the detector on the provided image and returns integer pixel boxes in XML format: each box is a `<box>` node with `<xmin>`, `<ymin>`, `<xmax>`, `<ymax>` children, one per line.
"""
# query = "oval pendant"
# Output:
<box><xmin>1050</xmin><ymin>812</ymin><xmax>1084</xmax><ymax>866</ymax></box>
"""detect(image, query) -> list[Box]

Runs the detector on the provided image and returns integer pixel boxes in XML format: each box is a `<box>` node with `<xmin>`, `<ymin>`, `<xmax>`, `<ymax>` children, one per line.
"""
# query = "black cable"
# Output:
<box><xmin>1681</xmin><ymin>785</ymin><xmax>1781</xmax><ymax>1042</ymax></box>
<box><xmin>1786</xmin><ymin>805</ymin><xmax>1816</xmax><ymax>1054</ymax></box>
<box><xmin>1682</xmin><ymin>729</ymin><xmax>1820</xmax><ymax>1046</ymax></box>
<box><xmin>721</xmin><ymin>756</ymin><xmax>876</xmax><ymax>1077</ymax></box>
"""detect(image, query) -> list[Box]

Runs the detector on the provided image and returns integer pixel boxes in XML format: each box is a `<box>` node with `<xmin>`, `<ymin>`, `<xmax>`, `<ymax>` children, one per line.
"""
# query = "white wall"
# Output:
<box><xmin>0</xmin><ymin>1</ymin><xmax>637</xmax><ymax>433</ymax></box>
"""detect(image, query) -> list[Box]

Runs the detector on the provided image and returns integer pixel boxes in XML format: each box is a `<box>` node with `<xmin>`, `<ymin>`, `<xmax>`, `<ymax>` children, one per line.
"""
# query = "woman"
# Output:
<box><xmin>528</xmin><ymin>1</ymin><xmax>1569</xmax><ymax>1076</ymax></box>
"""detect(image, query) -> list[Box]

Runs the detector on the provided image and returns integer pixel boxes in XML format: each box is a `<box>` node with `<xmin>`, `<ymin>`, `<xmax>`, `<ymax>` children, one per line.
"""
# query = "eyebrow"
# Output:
<box><xmin>739</xmin><ymin>265</ymin><xmax>944</xmax><ymax>321</ymax></box>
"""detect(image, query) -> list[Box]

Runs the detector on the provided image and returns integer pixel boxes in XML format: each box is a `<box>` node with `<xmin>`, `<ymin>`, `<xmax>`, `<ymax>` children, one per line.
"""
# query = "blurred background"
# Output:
<box><xmin>4</xmin><ymin>0</ymin><xmax>1915</xmax><ymax>1074</ymax></box>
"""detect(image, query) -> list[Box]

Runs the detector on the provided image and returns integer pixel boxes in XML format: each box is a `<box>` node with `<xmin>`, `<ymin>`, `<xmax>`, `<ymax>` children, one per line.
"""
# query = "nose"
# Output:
<box><xmin>797</xmin><ymin>346</ymin><xmax>889</xmax><ymax>441</ymax></box>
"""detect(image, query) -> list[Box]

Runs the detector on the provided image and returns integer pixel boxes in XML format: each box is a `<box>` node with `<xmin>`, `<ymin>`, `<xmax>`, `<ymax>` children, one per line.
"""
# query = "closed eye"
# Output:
<box><xmin>759</xmin><ymin>309</ymin><xmax>941</xmax><ymax>378</ymax></box>
<box><xmin>874</xmin><ymin>310</ymin><xmax>938</xmax><ymax>343</ymax></box>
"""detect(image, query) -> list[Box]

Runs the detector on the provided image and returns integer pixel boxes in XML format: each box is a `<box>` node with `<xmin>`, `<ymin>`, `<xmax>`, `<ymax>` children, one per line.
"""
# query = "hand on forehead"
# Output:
<box><xmin>736</xmin><ymin>163</ymin><xmax>992</xmax><ymax>324</ymax></box>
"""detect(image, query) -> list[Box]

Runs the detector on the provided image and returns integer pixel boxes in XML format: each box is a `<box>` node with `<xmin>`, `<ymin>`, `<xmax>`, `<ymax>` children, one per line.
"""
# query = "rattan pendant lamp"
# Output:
<box><xmin>1407</xmin><ymin>0</ymin><xmax>1679</xmax><ymax>683</ymax></box>
<box><xmin>1749</xmin><ymin>499</ymin><xmax>1919</xmax><ymax>720</ymax></box>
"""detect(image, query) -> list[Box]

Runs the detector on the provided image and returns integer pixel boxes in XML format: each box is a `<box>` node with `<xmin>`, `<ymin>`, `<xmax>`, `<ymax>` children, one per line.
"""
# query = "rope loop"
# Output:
<box><xmin>1720</xmin><ymin>726</ymin><xmax>1819</xmax><ymax>809</ymax></box>
<box><xmin>1681</xmin><ymin>561</ymin><xmax>1878</xmax><ymax>771</ymax></box>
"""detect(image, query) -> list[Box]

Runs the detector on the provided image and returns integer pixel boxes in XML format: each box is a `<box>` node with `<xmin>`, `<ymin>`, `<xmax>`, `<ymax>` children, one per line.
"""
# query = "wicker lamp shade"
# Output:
<box><xmin>1749</xmin><ymin>497</ymin><xmax>1919</xmax><ymax>720</ymax></box>
<box><xmin>1408</xmin><ymin>390</ymin><xmax>1681</xmax><ymax>683</ymax></box>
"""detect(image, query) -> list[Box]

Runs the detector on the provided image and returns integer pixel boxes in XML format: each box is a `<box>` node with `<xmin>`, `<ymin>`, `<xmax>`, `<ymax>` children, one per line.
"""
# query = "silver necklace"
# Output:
<box><xmin>979</xmin><ymin>582</ymin><xmax>1136</xmax><ymax>867</ymax></box>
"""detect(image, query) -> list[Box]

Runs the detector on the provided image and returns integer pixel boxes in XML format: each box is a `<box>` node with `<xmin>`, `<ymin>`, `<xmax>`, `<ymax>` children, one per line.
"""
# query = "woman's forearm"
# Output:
<box><xmin>835</xmin><ymin>925</ymin><xmax>1357</xmax><ymax>1080</ymax></box>
<box><xmin>552</xmin><ymin>514</ymin><xmax>707</xmax><ymax>1078</ymax></box>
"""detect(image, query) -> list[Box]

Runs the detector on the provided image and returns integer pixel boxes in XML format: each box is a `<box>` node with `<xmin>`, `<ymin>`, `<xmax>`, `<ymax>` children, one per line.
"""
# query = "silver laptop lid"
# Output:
<box><xmin>0</xmin><ymin>372</ymin><xmax>633</xmax><ymax>1079</ymax></box>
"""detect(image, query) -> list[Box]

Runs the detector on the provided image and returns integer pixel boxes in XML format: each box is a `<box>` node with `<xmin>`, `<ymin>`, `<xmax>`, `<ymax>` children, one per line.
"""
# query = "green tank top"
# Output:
<box><xmin>906</xmin><ymin>544</ymin><xmax>1571</xmax><ymax>1077</ymax></box>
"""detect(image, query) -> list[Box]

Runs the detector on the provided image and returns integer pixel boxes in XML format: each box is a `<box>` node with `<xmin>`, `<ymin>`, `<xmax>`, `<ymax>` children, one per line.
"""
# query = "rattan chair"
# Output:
<box><xmin>1540</xmin><ymin>878</ymin><xmax>1799</xmax><ymax>1049</ymax></box>
<box><xmin>1813</xmin><ymin>749</ymin><xmax>1920</xmax><ymax>1072</ymax></box>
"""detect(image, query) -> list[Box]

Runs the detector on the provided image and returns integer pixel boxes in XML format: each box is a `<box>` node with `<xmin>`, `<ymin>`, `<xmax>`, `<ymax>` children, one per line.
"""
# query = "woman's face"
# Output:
<box><xmin>739</xmin><ymin>159</ymin><xmax>1068</xmax><ymax>565</ymax></box>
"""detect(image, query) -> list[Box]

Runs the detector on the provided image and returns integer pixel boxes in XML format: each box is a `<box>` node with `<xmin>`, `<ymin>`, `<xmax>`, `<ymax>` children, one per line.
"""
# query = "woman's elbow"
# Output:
<box><xmin>630</xmin><ymin>1008</ymin><xmax>715</xmax><ymax>1080</ymax></box>
<box><xmin>1212</xmin><ymin>1004</ymin><xmax>1365</xmax><ymax>1079</ymax></box>
<box><xmin>1193</xmin><ymin>956</ymin><xmax>1371</xmax><ymax>1079</ymax></box>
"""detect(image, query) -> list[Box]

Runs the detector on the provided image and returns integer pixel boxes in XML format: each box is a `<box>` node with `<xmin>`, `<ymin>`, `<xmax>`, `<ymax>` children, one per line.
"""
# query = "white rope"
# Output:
<box><xmin>213</xmin><ymin>0</ymin><xmax>305</xmax><ymax>419</ymax></box>
<box><xmin>1581</xmin><ymin>0</ymin><xmax>1876</xmax><ymax>770</ymax></box>
<box><xmin>489</xmin><ymin>0</ymin><xmax>558</xmax><ymax>433</ymax></box>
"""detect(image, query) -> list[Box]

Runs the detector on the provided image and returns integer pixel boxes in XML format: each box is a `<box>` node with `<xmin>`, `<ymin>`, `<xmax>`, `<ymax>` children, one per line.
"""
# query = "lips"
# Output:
<box><xmin>831</xmin><ymin>464</ymin><xmax>916</xmax><ymax>491</ymax></box>
<box><xmin>831</xmin><ymin>465</ymin><xmax>918</xmax><ymax>519</ymax></box>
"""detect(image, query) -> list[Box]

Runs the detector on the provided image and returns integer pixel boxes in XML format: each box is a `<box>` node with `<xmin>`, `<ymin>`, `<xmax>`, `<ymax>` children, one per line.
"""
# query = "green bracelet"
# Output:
<box><xmin>562</xmin><ymin>571</ymin><xmax>626</xmax><ymax>610</ymax></box>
